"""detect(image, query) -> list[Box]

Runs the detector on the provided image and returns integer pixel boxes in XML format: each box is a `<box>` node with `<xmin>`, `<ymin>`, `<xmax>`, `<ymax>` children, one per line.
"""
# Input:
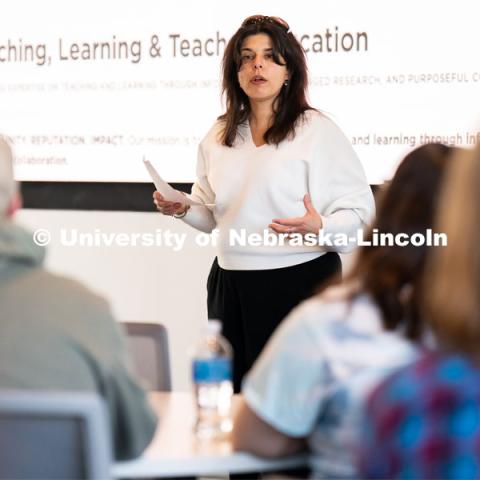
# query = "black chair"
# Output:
<box><xmin>122</xmin><ymin>322</ymin><xmax>172</xmax><ymax>391</ymax></box>
<box><xmin>0</xmin><ymin>390</ymin><xmax>112</xmax><ymax>480</ymax></box>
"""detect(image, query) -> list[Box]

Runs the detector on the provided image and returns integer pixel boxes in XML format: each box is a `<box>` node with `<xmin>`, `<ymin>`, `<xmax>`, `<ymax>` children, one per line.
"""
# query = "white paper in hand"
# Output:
<box><xmin>143</xmin><ymin>159</ymin><xmax>214</xmax><ymax>207</ymax></box>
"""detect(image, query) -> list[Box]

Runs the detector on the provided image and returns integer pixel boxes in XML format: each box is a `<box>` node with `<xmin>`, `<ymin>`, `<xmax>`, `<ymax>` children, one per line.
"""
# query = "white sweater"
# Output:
<box><xmin>183</xmin><ymin>110</ymin><xmax>375</xmax><ymax>270</ymax></box>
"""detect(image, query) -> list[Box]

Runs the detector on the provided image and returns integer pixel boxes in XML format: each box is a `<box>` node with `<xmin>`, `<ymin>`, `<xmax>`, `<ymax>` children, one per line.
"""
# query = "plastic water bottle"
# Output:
<box><xmin>192</xmin><ymin>320</ymin><xmax>233</xmax><ymax>440</ymax></box>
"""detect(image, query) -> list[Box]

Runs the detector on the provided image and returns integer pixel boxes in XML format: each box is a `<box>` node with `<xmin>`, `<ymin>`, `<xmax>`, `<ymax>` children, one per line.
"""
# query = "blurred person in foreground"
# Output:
<box><xmin>359</xmin><ymin>144</ymin><xmax>480</xmax><ymax>480</ymax></box>
<box><xmin>231</xmin><ymin>143</ymin><xmax>455</xmax><ymax>478</ymax></box>
<box><xmin>0</xmin><ymin>137</ymin><xmax>157</xmax><ymax>460</ymax></box>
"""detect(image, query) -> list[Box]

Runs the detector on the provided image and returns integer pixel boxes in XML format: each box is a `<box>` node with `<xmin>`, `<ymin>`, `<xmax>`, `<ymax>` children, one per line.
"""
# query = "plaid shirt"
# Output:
<box><xmin>359</xmin><ymin>352</ymin><xmax>480</xmax><ymax>479</ymax></box>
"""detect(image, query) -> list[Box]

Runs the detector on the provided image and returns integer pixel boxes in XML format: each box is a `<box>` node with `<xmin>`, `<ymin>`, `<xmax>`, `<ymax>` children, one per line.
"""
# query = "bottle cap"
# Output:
<box><xmin>206</xmin><ymin>319</ymin><xmax>222</xmax><ymax>334</ymax></box>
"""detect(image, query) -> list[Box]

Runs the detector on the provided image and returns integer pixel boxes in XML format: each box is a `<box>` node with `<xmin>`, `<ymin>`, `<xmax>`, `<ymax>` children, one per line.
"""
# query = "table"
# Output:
<box><xmin>112</xmin><ymin>392</ymin><xmax>309</xmax><ymax>478</ymax></box>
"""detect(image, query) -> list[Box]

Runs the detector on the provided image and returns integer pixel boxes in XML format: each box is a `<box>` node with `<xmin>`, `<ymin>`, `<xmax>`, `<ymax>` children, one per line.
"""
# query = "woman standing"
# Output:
<box><xmin>155</xmin><ymin>15</ymin><xmax>374</xmax><ymax>391</ymax></box>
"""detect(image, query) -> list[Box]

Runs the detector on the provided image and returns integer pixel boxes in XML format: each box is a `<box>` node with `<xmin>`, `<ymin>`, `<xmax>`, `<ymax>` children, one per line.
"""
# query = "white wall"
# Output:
<box><xmin>16</xmin><ymin>209</ymin><xmax>354</xmax><ymax>391</ymax></box>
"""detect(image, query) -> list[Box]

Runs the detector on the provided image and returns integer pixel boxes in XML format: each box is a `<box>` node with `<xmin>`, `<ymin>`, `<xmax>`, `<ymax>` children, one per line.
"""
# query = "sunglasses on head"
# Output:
<box><xmin>241</xmin><ymin>15</ymin><xmax>290</xmax><ymax>34</ymax></box>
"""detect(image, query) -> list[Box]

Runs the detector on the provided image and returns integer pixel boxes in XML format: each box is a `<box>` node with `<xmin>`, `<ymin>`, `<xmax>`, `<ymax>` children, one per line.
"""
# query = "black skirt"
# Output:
<box><xmin>207</xmin><ymin>252</ymin><xmax>341</xmax><ymax>392</ymax></box>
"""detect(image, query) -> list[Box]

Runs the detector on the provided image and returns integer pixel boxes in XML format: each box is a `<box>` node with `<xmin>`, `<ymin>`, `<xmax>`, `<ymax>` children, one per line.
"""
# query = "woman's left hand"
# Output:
<box><xmin>269</xmin><ymin>194</ymin><xmax>323</xmax><ymax>235</ymax></box>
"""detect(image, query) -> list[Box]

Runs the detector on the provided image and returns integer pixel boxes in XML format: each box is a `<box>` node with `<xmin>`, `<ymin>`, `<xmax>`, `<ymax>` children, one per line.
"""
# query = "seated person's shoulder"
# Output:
<box><xmin>277</xmin><ymin>283</ymin><xmax>384</xmax><ymax>355</ymax></box>
<box><xmin>23</xmin><ymin>268</ymin><xmax>118</xmax><ymax>339</ymax></box>
<box><xmin>33</xmin><ymin>268</ymin><xmax>110</xmax><ymax>311</ymax></box>
<box><xmin>288</xmin><ymin>282</ymin><xmax>365</xmax><ymax>326</ymax></box>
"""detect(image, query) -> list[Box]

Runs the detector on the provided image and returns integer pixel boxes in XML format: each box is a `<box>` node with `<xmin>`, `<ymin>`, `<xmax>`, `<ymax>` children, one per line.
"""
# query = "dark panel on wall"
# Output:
<box><xmin>21</xmin><ymin>182</ymin><xmax>381</xmax><ymax>212</ymax></box>
<box><xmin>21</xmin><ymin>182</ymin><xmax>193</xmax><ymax>211</ymax></box>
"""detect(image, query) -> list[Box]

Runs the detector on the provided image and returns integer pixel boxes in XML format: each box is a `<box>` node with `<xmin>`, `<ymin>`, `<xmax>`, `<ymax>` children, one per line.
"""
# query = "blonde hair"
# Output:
<box><xmin>423</xmin><ymin>145</ymin><xmax>480</xmax><ymax>354</ymax></box>
<box><xmin>0</xmin><ymin>137</ymin><xmax>16</xmax><ymax>215</ymax></box>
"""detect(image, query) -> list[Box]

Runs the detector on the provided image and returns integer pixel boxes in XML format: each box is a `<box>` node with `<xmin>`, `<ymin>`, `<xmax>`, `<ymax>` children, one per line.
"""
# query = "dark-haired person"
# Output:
<box><xmin>154</xmin><ymin>15</ymin><xmax>374</xmax><ymax>391</ymax></box>
<box><xmin>232</xmin><ymin>143</ymin><xmax>455</xmax><ymax>478</ymax></box>
<box><xmin>358</xmin><ymin>145</ymin><xmax>480</xmax><ymax>480</ymax></box>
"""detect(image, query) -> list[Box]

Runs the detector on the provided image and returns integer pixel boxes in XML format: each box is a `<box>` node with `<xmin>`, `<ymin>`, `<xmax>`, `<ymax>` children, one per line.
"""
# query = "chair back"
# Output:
<box><xmin>0</xmin><ymin>390</ymin><xmax>112</xmax><ymax>480</ymax></box>
<box><xmin>123</xmin><ymin>322</ymin><xmax>172</xmax><ymax>391</ymax></box>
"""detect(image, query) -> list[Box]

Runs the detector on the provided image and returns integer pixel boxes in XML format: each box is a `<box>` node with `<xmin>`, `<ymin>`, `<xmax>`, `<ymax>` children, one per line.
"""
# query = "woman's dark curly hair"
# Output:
<box><xmin>219</xmin><ymin>15</ymin><xmax>315</xmax><ymax>147</ymax></box>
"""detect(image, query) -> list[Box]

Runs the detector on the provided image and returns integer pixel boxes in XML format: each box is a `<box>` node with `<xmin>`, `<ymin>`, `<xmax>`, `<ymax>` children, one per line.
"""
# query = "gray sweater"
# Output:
<box><xmin>0</xmin><ymin>221</ymin><xmax>157</xmax><ymax>460</ymax></box>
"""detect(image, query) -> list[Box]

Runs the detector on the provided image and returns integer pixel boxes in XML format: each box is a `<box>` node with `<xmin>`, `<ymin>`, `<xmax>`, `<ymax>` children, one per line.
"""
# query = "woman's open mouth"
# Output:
<box><xmin>251</xmin><ymin>75</ymin><xmax>267</xmax><ymax>85</ymax></box>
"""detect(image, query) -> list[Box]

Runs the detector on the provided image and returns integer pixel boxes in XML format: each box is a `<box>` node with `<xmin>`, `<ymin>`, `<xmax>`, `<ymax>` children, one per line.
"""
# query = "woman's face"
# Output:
<box><xmin>237</xmin><ymin>33</ymin><xmax>288</xmax><ymax>107</ymax></box>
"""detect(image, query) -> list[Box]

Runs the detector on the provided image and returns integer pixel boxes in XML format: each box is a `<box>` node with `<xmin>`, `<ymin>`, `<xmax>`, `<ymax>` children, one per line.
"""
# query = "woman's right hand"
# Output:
<box><xmin>153</xmin><ymin>191</ymin><xmax>188</xmax><ymax>216</ymax></box>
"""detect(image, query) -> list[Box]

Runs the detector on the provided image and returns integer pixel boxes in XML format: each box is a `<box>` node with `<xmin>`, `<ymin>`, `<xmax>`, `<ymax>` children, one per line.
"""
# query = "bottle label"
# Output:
<box><xmin>193</xmin><ymin>358</ymin><xmax>232</xmax><ymax>383</ymax></box>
